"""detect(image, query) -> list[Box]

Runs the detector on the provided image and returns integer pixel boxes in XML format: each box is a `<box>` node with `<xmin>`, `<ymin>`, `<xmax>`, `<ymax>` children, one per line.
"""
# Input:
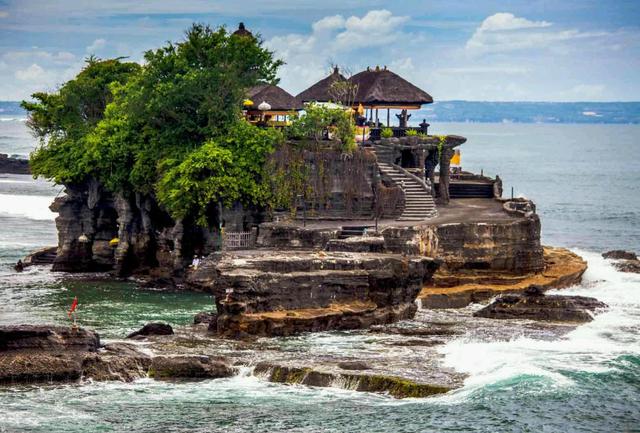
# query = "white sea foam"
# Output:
<box><xmin>438</xmin><ymin>249</ymin><xmax>640</xmax><ymax>399</ymax></box>
<box><xmin>0</xmin><ymin>193</ymin><xmax>56</xmax><ymax>220</ymax></box>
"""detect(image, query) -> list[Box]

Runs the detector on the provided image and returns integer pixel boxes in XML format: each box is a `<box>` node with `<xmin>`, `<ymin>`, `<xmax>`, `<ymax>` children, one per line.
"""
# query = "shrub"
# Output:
<box><xmin>405</xmin><ymin>129</ymin><xmax>417</xmax><ymax>136</ymax></box>
<box><xmin>381</xmin><ymin>127</ymin><xmax>393</xmax><ymax>138</ymax></box>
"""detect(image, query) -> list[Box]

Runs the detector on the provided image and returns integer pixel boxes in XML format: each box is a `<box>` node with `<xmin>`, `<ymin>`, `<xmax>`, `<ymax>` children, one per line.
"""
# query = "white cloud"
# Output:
<box><xmin>476</xmin><ymin>12</ymin><xmax>550</xmax><ymax>32</ymax></box>
<box><xmin>266</xmin><ymin>9</ymin><xmax>410</xmax><ymax>93</ymax></box>
<box><xmin>0</xmin><ymin>10</ymin><xmax>9</xmax><ymax>18</ymax></box>
<box><xmin>15</xmin><ymin>64</ymin><xmax>46</xmax><ymax>81</ymax></box>
<box><xmin>466</xmin><ymin>12</ymin><xmax>605</xmax><ymax>55</ymax></box>
<box><xmin>312</xmin><ymin>15</ymin><xmax>345</xmax><ymax>33</ymax></box>
<box><xmin>335</xmin><ymin>10</ymin><xmax>408</xmax><ymax>50</ymax></box>
<box><xmin>86</xmin><ymin>38</ymin><xmax>107</xmax><ymax>53</ymax></box>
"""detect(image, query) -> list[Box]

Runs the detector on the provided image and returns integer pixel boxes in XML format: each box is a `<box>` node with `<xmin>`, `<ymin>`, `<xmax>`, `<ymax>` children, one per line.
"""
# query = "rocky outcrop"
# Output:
<box><xmin>0</xmin><ymin>153</ymin><xmax>29</xmax><ymax>174</ymax></box>
<box><xmin>420</xmin><ymin>247</ymin><xmax>586</xmax><ymax>309</ymax></box>
<box><xmin>474</xmin><ymin>286</ymin><xmax>607</xmax><ymax>322</ymax></box>
<box><xmin>22</xmin><ymin>246</ymin><xmax>57</xmax><ymax>266</ymax></box>
<box><xmin>602</xmin><ymin>250</ymin><xmax>640</xmax><ymax>274</ymax></box>
<box><xmin>0</xmin><ymin>325</ymin><xmax>99</xmax><ymax>352</ymax></box>
<box><xmin>187</xmin><ymin>250</ymin><xmax>439</xmax><ymax>337</ymax></box>
<box><xmin>127</xmin><ymin>322</ymin><xmax>174</xmax><ymax>338</ymax></box>
<box><xmin>148</xmin><ymin>355</ymin><xmax>235</xmax><ymax>379</ymax></box>
<box><xmin>253</xmin><ymin>362</ymin><xmax>450</xmax><ymax>399</ymax></box>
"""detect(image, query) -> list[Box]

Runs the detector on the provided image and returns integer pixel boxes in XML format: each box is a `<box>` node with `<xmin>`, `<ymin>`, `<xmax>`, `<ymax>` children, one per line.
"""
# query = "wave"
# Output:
<box><xmin>0</xmin><ymin>193</ymin><xmax>56</xmax><ymax>220</ymax></box>
<box><xmin>438</xmin><ymin>249</ymin><xmax>640</xmax><ymax>399</ymax></box>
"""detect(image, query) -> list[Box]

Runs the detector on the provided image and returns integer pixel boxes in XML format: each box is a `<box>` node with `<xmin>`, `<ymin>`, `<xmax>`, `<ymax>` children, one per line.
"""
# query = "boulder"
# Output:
<box><xmin>614</xmin><ymin>260</ymin><xmax>640</xmax><ymax>274</ymax></box>
<box><xmin>337</xmin><ymin>361</ymin><xmax>370</xmax><ymax>371</ymax></box>
<box><xmin>148</xmin><ymin>355</ymin><xmax>234</xmax><ymax>379</ymax></box>
<box><xmin>127</xmin><ymin>323</ymin><xmax>173</xmax><ymax>339</ymax></box>
<box><xmin>0</xmin><ymin>325</ymin><xmax>100</xmax><ymax>352</ymax></box>
<box><xmin>474</xmin><ymin>285</ymin><xmax>607</xmax><ymax>322</ymax></box>
<box><xmin>602</xmin><ymin>250</ymin><xmax>638</xmax><ymax>261</ymax></box>
<box><xmin>194</xmin><ymin>311</ymin><xmax>217</xmax><ymax>325</ymax></box>
<box><xmin>0</xmin><ymin>153</ymin><xmax>29</xmax><ymax>174</ymax></box>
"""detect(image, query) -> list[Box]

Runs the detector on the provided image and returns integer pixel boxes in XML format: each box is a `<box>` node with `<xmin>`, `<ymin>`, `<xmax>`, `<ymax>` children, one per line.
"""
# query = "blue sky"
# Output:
<box><xmin>0</xmin><ymin>0</ymin><xmax>639</xmax><ymax>101</ymax></box>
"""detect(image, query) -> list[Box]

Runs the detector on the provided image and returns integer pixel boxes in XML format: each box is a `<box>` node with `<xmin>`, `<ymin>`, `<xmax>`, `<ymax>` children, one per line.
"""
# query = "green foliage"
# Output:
<box><xmin>417</xmin><ymin>132</ymin><xmax>429</xmax><ymax>139</ymax></box>
<box><xmin>25</xmin><ymin>23</ymin><xmax>285</xmax><ymax>226</ymax></box>
<box><xmin>381</xmin><ymin>127</ymin><xmax>393</xmax><ymax>138</ymax></box>
<box><xmin>24</xmin><ymin>58</ymin><xmax>141</xmax><ymax>184</ymax></box>
<box><xmin>405</xmin><ymin>129</ymin><xmax>417</xmax><ymax>136</ymax></box>
<box><xmin>157</xmin><ymin>121</ymin><xmax>282</xmax><ymax>226</ymax></box>
<box><xmin>435</xmin><ymin>135</ymin><xmax>447</xmax><ymax>158</ymax></box>
<box><xmin>286</xmin><ymin>103</ymin><xmax>356</xmax><ymax>152</ymax></box>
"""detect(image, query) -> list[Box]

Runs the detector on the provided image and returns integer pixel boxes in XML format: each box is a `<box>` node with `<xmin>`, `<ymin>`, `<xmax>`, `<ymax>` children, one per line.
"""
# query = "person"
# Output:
<box><xmin>192</xmin><ymin>255</ymin><xmax>201</xmax><ymax>270</ymax></box>
<box><xmin>14</xmin><ymin>260</ymin><xmax>24</xmax><ymax>272</ymax></box>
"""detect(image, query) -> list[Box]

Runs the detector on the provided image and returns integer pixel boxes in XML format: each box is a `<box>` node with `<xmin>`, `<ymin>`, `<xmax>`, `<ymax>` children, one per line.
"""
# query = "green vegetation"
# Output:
<box><xmin>405</xmin><ymin>129</ymin><xmax>417</xmax><ymax>136</ymax></box>
<box><xmin>381</xmin><ymin>127</ymin><xmax>393</xmax><ymax>138</ymax></box>
<box><xmin>436</xmin><ymin>135</ymin><xmax>447</xmax><ymax>158</ymax></box>
<box><xmin>24</xmin><ymin>24</ymin><xmax>284</xmax><ymax>225</ymax></box>
<box><xmin>286</xmin><ymin>103</ymin><xmax>356</xmax><ymax>152</ymax></box>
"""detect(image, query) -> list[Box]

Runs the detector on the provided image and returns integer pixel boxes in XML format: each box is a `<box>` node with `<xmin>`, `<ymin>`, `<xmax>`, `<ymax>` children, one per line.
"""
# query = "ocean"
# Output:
<box><xmin>0</xmin><ymin>116</ymin><xmax>639</xmax><ymax>432</ymax></box>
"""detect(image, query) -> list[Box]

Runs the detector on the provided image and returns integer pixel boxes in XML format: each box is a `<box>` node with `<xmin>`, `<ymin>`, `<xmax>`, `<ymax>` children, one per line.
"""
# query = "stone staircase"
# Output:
<box><xmin>377</xmin><ymin>162</ymin><xmax>437</xmax><ymax>221</ymax></box>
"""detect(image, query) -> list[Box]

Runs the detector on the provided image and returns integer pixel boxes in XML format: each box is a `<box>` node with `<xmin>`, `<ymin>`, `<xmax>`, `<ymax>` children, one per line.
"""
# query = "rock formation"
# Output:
<box><xmin>127</xmin><ymin>322</ymin><xmax>174</xmax><ymax>338</ymax></box>
<box><xmin>187</xmin><ymin>250</ymin><xmax>439</xmax><ymax>337</ymax></box>
<box><xmin>602</xmin><ymin>250</ymin><xmax>640</xmax><ymax>274</ymax></box>
<box><xmin>0</xmin><ymin>153</ymin><xmax>29</xmax><ymax>174</ymax></box>
<box><xmin>473</xmin><ymin>285</ymin><xmax>607</xmax><ymax>322</ymax></box>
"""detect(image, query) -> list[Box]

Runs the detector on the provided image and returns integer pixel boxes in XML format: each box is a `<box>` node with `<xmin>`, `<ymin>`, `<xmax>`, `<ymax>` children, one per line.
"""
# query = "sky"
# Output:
<box><xmin>0</xmin><ymin>0</ymin><xmax>639</xmax><ymax>102</ymax></box>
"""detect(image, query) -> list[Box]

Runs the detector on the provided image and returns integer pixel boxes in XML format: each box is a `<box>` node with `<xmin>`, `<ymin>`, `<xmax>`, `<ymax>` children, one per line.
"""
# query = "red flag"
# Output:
<box><xmin>68</xmin><ymin>296</ymin><xmax>78</xmax><ymax>317</ymax></box>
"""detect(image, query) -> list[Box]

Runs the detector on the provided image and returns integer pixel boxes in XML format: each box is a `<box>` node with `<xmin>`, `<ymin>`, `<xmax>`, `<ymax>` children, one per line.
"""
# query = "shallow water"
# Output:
<box><xmin>1</xmin><ymin>119</ymin><xmax>639</xmax><ymax>432</ymax></box>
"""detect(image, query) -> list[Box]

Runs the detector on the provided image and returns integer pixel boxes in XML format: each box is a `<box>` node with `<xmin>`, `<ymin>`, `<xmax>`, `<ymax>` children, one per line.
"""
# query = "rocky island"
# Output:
<box><xmin>4</xmin><ymin>22</ymin><xmax>604</xmax><ymax>399</ymax></box>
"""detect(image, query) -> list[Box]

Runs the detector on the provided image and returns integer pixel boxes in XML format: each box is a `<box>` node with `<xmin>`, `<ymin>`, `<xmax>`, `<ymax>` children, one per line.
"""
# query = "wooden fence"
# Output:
<box><xmin>222</xmin><ymin>231</ymin><xmax>255</xmax><ymax>250</ymax></box>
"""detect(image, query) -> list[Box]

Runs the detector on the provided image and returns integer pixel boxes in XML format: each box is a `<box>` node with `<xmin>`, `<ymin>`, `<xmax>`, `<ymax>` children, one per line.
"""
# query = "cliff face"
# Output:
<box><xmin>187</xmin><ymin>250</ymin><xmax>440</xmax><ymax>337</ymax></box>
<box><xmin>49</xmin><ymin>180</ymin><xmax>216</xmax><ymax>277</ymax></box>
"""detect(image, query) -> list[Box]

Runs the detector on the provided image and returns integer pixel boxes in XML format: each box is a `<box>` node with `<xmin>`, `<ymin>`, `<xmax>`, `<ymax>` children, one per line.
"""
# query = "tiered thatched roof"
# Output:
<box><xmin>246</xmin><ymin>84</ymin><xmax>302</xmax><ymax>112</ymax></box>
<box><xmin>296</xmin><ymin>66</ymin><xmax>347</xmax><ymax>103</ymax></box>
<box><xmin>350</xmin><ymin>67</ymin><xmax>433</xmax><ymax>108</ymax></box>
<box><xmin>232</xmin><ymin>22</ymin><xmax>254</xmax><ymax>38</ymax></box>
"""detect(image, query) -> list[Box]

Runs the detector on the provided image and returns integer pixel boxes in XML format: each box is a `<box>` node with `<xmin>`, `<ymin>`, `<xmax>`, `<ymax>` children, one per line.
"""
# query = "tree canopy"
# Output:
<box><xmin>24</xmin><ymin>23</ymin><xmax>284</xmax><ymax>225</ymax></box>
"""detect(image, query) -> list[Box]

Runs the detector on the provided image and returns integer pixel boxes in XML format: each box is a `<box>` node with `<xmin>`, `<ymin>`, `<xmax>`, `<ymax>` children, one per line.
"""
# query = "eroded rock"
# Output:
<box><xmin>474</xmin><ymin>286</ymin><xmax>607</xmax><ymax>322</ymax></box>
<box><xmin>127</xmin><ymin>323</ymin><xmax>174</xmax><ymax>339</ymax></box>
<box><xmin>603</xmin><ymin>250</ymin><xmax>638</xmax><ymax>261</ymax></box>
<box><xmin>148</xmin><ymin>355</ymin><xmax>234</xmax><ymax>379</ymax></box>
<box><xmin>0</xmin><ymin>325</ymin><xmax>100</xmax><ymax>352</ymax></box>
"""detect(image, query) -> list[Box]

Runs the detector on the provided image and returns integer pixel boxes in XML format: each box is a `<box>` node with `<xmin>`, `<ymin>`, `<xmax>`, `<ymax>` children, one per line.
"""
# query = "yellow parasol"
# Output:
<box><xmin>243</xmin><ymin>99</ymin><xmax>254</xmax><ymax>107</ymax></box>
<box><xmin>357</xmin><ymin>103</ymin><xmax>364</xmax><ymax>115</ymax></box>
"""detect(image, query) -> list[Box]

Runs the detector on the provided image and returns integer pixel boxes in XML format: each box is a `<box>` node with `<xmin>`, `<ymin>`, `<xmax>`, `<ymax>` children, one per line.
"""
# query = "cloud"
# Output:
<box><xmin>335</xmin><ymin>10</ymin><xmax>409</xmax><ymax>49</ymax></box>
<box><xmin>86</xmin><ymin>38</ymin><xmax>107</xmax><ymax>53</ymax></box>
<box><xmin>466</xmin><ymin>12</ymin><xmax>605</xmax><ymax>55</ymax></box>
<box><xmin>0</xmin><ymin>10</ymin><xmax>9</xmax><ymax>18</ymax></box>
<box><xmin>15</xmin><ymin>64</ymin><xmax>46</xmax><ymax>81</ymax></box>
<box><xmin>266</xmin><ymin>9</ymin><xmax>410</xmax><ymax>93</ymax></box>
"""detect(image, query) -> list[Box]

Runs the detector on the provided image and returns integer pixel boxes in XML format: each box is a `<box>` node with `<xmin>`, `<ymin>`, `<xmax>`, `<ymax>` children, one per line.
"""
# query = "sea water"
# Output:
<box><xmin>0</xmin><ymin>118</ymin><xmax>639</xmax><ymax>432</ymax></box>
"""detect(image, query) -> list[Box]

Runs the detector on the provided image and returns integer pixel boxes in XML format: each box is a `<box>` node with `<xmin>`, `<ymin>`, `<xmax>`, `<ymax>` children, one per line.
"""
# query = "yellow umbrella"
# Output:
<box><xmin>357</xmin><ymin>103</ymin><xmax>364</xmax><ymax>115</ymax></box>
<box><xmin>243</xmin><ymin>99</ymin><xmax>254</xmax><ymax>107</ymax></box>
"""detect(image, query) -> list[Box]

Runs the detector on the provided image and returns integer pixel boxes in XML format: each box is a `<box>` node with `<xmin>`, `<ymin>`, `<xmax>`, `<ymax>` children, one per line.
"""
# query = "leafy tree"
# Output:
<box><xmin>157</xmin><ymin>121</ymin><xmax>282</xmax><ymax>225</ymax></box>
<box><xmin>23</xmin><ymin>58</ymin><xmax>141</xmax><ymax>184</ymax></box>
<box><xmin>286</xmin><ymin>103</ymin><xmax>356</xmax><ymax>151</ymax></box>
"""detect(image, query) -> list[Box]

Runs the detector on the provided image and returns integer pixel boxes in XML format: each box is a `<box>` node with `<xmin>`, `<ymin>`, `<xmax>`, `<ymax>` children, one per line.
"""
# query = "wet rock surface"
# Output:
<box><xmin>149</xmin><ymin>355</ymin><xmax>235</xmax><ymax>379</ymax></box>
<box><xmin>0</xmin><ymin>325</ymin><xmax>100</xmax><ymax>352</ymax></box>
<box><xmin>188</xmin><ymin>250</ymin><xmax>439</xmax><ymax>337</ymax></box>
<box><xmin>0</xmin><ymin>153</ymin><xmax>29</xmax><ymax>174</ymax></box>
<box><xmin>127</xmin><ymin>322</ymin><xmax>174</xmax><ymax>338</ymax></box>
<box><xmin>473</xmin><ymin>285</ymin><xmax>607</xmax><ymax>322</ymax></box>
<box><xmin>603</xmin><ymin>250</ymin><xmax>640</xmax><ymax>274</ymax></box>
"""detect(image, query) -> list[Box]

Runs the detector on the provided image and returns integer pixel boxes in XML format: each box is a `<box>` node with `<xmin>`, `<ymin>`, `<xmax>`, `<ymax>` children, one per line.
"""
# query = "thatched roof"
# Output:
<box><xmin>246</xmin><ymin>84</ymin><xmax>302</xmax><ymax>111</ymax></box>
<box><xmin>232</xmin><ymin>22</ymin><xmax>254</xmax><ymax>38</ymax></box>
<box><xmin>350</xmin><ymin>67</ymin><xmax>433</xmax><ymax>107</ymax></box>
<box><xmin>296</xmin><ymin>66</ymin><xmax>347</xmax><ymax>103</ymax></box>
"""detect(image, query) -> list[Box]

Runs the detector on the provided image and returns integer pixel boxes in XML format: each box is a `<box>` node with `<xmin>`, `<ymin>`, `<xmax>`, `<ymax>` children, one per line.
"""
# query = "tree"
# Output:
<box><xmin>23</xmin><ymin>58</ymin><xmax>141</xmax><ymax>184</ymax></box>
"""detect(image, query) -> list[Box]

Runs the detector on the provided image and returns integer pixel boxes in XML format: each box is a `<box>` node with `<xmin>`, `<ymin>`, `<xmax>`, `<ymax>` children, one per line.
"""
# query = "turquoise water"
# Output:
<box><xmin>1</xmin><ymin>119</ymin><xmax>639</xmax><ymax>432</ymax></box>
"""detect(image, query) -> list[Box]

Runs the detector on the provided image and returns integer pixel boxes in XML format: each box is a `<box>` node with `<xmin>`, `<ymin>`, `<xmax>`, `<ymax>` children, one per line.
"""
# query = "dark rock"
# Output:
<box><xmin>253</xmin><ymin>362</ymin><xmax>450</xmax><ymax>399</ymax></box>
<box><xmin>474</xmin><ymin>292</ymin><xmax>607</xmax><ymax>323</ymax></box>
<box><xmin>369</xmin><ymin>325</ymin><xmax>459</xmax><ymax>337</ymax></box>
<box><xmin>0</xmin><ymin>325</ymin><xmax>100</xmax><ymax>352</ymax></box>
<box><xmin>82</xmin><ymin>343</ymin><xmax>151</xmax><ymax>382</ymax></box>
<box><xmin>614</xmin><ymin>260</ymin><xmax>640</xmax><ymax>274</ymax></box>
<box><xmin>523</xmin><ymin>284</ymin><xmax>545</xmax><ymax>296</ymax></box>
<box><xmin>337</xmin><ymin>361</ymin><xmax>370</xmax><ymax>370</ymax></box>
<box><xmin>188</xmin><ymin>250</ymin><xmax>439</xmax><ymax>338</ymax></box>
<box><xmin>603</xmin><ymin>250</ymin><xmax>638</xmax><ymax>261</ymax></box>
<box><xmin>22</xmin><ymin>246</ymin><xmax>57</xmax><ymax>266</ymax></box>
<box><xmin>127</xmin><ymin>323</ymin><xmax>174</xmax><ymax>339</ymax></box>
<box><xmin>149</xmin><ymin>355</ymin><xmax>234</xmax><ymax>379</ymax></box>
<box><xmin>194</xmin><ymin>311</ymin><xmax>217</xmax><ymax>325</ymax></box>
<box><xmin>0</xmin><ymin>153</ymin><xmax>29</xmax><ymax>174</ymax></box>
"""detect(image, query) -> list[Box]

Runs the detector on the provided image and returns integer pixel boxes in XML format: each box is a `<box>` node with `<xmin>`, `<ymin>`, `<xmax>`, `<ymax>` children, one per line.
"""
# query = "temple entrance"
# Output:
<box><xmin>400</xmin><ymin>149</ymin><xmax>418</xmax><ymax>168</ymax></box>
